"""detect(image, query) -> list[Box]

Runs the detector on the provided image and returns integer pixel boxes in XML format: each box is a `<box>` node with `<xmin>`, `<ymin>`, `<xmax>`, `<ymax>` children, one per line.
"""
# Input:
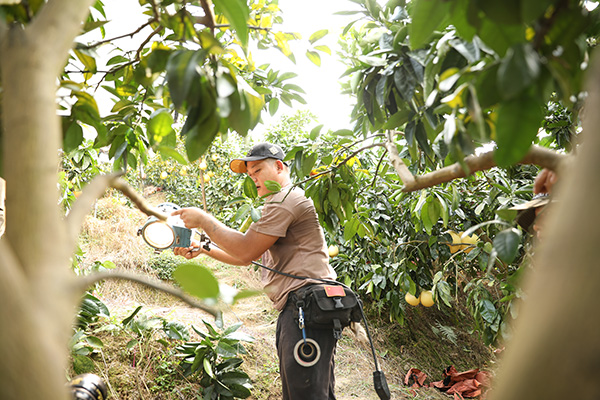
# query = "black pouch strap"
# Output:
<box><xmin>333</xmin><ymin>319</ymin><xmax>342</xmax><ymax>339</ymax></box>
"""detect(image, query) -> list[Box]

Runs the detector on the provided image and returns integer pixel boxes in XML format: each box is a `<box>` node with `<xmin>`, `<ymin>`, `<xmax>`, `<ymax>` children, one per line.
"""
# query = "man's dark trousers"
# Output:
<box><xmin>276</xmin><ymin>303</ymin><xmax>337</xmax><ymax>400</ymax></box>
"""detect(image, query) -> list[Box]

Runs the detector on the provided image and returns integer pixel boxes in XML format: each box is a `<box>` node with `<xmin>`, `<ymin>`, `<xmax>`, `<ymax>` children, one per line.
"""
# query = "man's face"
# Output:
<box><xmin>246</xmin><ymin>159</ymin><xmax>281</xmax><ymax>197</ymax></box>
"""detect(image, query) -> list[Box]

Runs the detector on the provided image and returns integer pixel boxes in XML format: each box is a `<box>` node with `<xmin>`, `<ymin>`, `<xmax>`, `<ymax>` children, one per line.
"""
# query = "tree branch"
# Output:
<box><xmin>401</xmin><ymin>145</ymin><xmax>568</xmax><ymax>192</ymax></box>
<box><xmin>199</xmin><ymin>0</ymin><xmax>216</xmax><ymax>31</ymax></box>
<box><xmin>385</xmin><ymin>130</ymin><xmax>416</xmax><ymax>186</ymax></box>
<box><xmin>81</xmin><ymin>20</ymin><xmax>155</xmax><ymax>49</ymax></box>
<box><xmin>66</xmin><ymin>173</ymin><xmax>168</xmax><ymax>245</ymax></box>
<box><xmin>75</xmin><ymin>270</ymin><xmax>221</xmax><ymax>318</ymax></box>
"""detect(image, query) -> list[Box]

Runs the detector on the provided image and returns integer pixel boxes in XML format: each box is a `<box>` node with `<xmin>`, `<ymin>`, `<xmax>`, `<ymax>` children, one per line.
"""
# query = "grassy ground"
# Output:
<box><xmin>74</xmin><ymin>194</ymin><xmax>496</xmax><ymax>399</ymax></box>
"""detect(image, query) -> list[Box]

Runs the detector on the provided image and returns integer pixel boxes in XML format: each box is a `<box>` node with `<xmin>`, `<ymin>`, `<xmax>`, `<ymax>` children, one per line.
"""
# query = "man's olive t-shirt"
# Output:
<box><xmin>249</xmin><ymin>186</ymin><xmax>337</xmax><ymax>310</ymax></box>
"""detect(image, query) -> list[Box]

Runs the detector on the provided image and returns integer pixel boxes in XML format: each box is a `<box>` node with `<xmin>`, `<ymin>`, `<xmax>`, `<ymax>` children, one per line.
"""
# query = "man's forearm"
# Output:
<box><xmin>204</xmin><ymin>245</ymin><xmax>249</xmax><ymax>266</ymax></box>
<box><xmin>198</xmin><ymin>212</ymin><xmax>251</xmax><ymax>261</ymax></box>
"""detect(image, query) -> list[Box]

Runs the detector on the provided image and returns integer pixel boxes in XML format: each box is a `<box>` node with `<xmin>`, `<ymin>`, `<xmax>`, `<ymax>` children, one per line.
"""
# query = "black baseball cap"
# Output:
<box><xmin>229</xmin><ymin>142</ymin><xmax>286</xmax><ymax>173</ymax></box>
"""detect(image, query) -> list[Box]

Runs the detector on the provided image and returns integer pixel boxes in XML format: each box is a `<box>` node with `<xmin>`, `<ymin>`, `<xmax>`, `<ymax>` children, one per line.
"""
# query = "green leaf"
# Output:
<box><xmin>122</xmin><ymin>306</ymin><xmax>142</xmax><ymax>327</ymax></box>
<box><xmin>477</xmin><ymin>19</ymin><xmax>525</xmax><ymax>57</ymax></box>
<box><xmin>213</xmin><ymin>0</ymin><xmax>249</xmax><ymax>48</ymax></box>
<box><xmin>479</xmin><ymin>299</ymin><xmax>497</xmax><ymax>324</ymax></box>
<box><xmin>264</xmin><ymin>180</ymin><xmax>282</xmax><ymax>193</ymax></box>
<box><xmin>409</xmin><ymin>0</ymin><xmax>450</xmax><ymax>49</ymax></box>
<box><xmin>383</xmin><ymin>109</ymin><xmax>412</xmax><ymax>130</ymax></box>
<box><xmin>203</xmin><ymin>357</ymin><xmax>215</xmax><ymax>378</ymax></box>
<box><xmin>243</xmin><ymin>176</ymin><xmax>258</xmax><ymax>199</ymax></box>
<box><xmin>185</xmin><ymin>111</ymin><xmax>220</xmax><ymax>161</ymax></box>
<box><xmin>495</xmin><ymin>208</ymin><xmax>517</xmax><ymax>222</ymax></box>
<box><xmin>250</xmin><ymin>206</ymin><xmax>261</xmax><ymax>221</ymax></box>
<box><xmin>494</xmin><ymin>92</ymin><xmax>544</xmax><ymax>167</ymax></box>
<box><xmin>310</xmin><ymin>124</ymin><xmax>323</xmax><ymax>140</ymax></box>
<box><xmin>63</xmin><ymin>121</ymin><xmax>84</xmax><ymax>153</ymax></box>
<box><xmin>314</xmin><ymin>45</ymin><xmax>332</xmax><ymax>55</ymax></box>
<box><xmin>148</xmin><ymin>109</ymin><xmax>174</xmax><ymax>145</ymax></box>
<box><xmin>302</xmin><ymin>152</ymin><xmax>317</xmax><ymax>177</ymax></box>
<box><xmin>493</xmin><ymin>228</ymin><xmax>521</xmax><ymax>263</ymax></box>
<box><xmin>415</xmin><ymin>121</ymin><xmax>433</xmax><ymax>157</ymax></box>
<box><xmin>309</xmin><ymin>29</ymin><xmax>328</xmax><ymax>44</ymax></box>
<box><xmin>421</xmin><ymin>199</ymin><xmax>433</xmax><ymax>234</ymax></box>
<box><xmin>227</xmin><ymin>383</ymin><xmax>252</xmax><ymax>398</ymax></box>
<box><xmin>166</xmin><ymin>50</ymin><xmax>206</xmax><ymax>110</ymax></box>
<box><xmin>268</xmin><ymin>97</ymin><xmax>280</xmax><ymax>116</ymax></box>
<box><xmin>498</xmin><ymin>44</ymin><xmax>540</xmax><ymax>100</ymax></box>
<box><xmin>394</xmin><ymin>64</ymin><xmax>417</xmax><ymax>101</ymax></box>
<box><xmin>241</xmin><ymin>85</ymin><xmax>265</xmax><ymax>129</ymax></box>
<box><xmin>157</xmin><ymin>146</ymin><xmax>188</xmax><ymax>164</ymax></box>
<box><xmin>73</xmin><ymin>49</ymin><xmax>97</xmax><ymax>78</ymax></box>
<box><xmin>85</xmin><ymin>336</ymin><xmax>104</xmax><ymax>349</ymax></box>
<box><xmin>216</xmin><ymin>341</ymin><xmax>238</xmax><ymax>358</ymax></box>
<box><xmin>344</xmin><ymin>217</ymin><xmax>360</xmax><ymax>241</ymax></box>
<box><xmin>173</xmin><ymin>263</ymin><xmax>220</xmax><ymax>299</ymax></box>
<box><xmin>306</xmin><ymin>50</ymin><xmax>321</xmax><ymax>66</ymax></box>
<box><xmin>233</xmin><ymin>289</ymin><xmax>262</xmax><ymax>303</ymax></box>
<box><xmin>333</xmin><ymin>129</ymin><xmax>354</xmax><ymax>136</ymax></box>
<box><xmin>72</xmin><ymin>354</ymin><xmax>95</xmax><ymax>375</ymax></box>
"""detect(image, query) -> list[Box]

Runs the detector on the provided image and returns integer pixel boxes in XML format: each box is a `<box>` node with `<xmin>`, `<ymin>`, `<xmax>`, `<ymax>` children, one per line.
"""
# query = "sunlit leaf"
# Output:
<box><xmin>306</xmin><ymin>50</ymin><xmax>321</xmax><ymax>66</ymax></box>
<box><xmin>243</xmin><ymin>176</ymin><xmax>258</xmax><ymax>199</ymax></box>
<box><xmin>309</xmin><ymin>29</ymin><xmax>328</xmax><ymax>44</ymax></box>
<box><xmin>148</xmin><ymin>109</ymin><xmax>174</xmax><ymax>145</ymax></box>
<box><xmin>173</xmin><ymin>263</ymin><xmax>220</xmax><ymax>299</ymax></box>
<box><xmin>213</xmin><ymin>0</ymin><xmax>249</xmax><ymax>48</ymax></box>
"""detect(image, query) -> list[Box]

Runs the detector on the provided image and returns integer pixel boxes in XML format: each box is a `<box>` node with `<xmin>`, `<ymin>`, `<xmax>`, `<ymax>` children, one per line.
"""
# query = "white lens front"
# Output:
<box><xmin>143</xmin><ymin>221</ymin><xmax>175</xmax><ymax>249</ymax></box>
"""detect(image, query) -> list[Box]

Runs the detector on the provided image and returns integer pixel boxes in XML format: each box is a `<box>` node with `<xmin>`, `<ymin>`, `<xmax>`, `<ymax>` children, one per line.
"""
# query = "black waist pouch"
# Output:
<box><xmin>289</xmin><ymin>284</ymin><xmax>362</xmax><ymax>339</ymax></box>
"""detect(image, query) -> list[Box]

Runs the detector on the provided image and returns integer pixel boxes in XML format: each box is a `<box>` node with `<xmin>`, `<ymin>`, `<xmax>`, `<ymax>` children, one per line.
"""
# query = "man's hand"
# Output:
<box><xmin>534</xmin><ymin>168</ymin><xmax>558</xmax><ymax>195</ymax></box>
<box><xmin>173</xmin><ymin>239</ymin><xmax>205</xmax><ymax>259</ymax></box>
<box><xmin>171</xmin><ymin>207</ymin><xmax>206</xmax><ymax>229</ymax></box>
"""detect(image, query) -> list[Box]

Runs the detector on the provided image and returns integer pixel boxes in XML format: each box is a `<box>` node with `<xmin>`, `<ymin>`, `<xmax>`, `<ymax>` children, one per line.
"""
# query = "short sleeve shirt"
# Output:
<box><xmin>249</xmin><ymin>185</ymin><xmax>337</xmax><ymax>310</ymax></box>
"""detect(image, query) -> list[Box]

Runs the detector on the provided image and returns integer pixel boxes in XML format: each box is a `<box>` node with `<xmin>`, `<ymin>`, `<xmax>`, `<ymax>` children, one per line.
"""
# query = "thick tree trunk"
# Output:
<box><xmin>0</xmin><ymin>1</ymin><xmax>96</xmax><ymax>399</ymax></box>
<box><xmin>490</xmin><ymin>51</ymin><xmax>600</xmax><ymax>399</ymax></box>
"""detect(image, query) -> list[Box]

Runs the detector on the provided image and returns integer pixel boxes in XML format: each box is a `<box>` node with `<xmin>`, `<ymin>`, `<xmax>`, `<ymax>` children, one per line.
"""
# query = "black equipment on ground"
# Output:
<box><xmin>68</xmin><ymin>374</ymin><xmax>108</xmax><ymax>400</ymax></box>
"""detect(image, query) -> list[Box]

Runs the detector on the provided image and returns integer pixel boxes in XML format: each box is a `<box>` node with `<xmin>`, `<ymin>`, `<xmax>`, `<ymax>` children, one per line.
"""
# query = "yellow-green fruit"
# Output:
<box><xmin>211</xmin><ymin>153</ymin><xmax>218</xmax><ymax>162</ymax></box>
<box><xmin>405</xmin><ymin>292</ymin><xmax>420</xmax><ymax>306</ymax></box>
<box><xmin>180</xmin><ymin>167</ymin><xmax>187</xmax><ymax>176</ymax></box>
<box><xmin>328</xmin><ymin>245</ymin><xmax>339</xmax><ymax>257</ymax></box>
<box><xmin>420</xmin><ymin>290</ymin><xmax>435</xmax><ymax>307</ymax></box>
<box><xmin>160</xmin><ymin>171</ymin><xmax>168</xmax><ymax>180</ymax></box>
<box><xmin>199</xmin><ymin>161</ymin><xmax>207</xmax><ymax>170</ymax></box>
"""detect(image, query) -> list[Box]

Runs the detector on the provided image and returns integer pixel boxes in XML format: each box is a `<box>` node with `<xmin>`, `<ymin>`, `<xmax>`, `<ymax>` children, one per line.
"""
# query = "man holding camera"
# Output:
<box><xmin>173</xmin><ymin>142</ymin><xmax>338</xmax><ymax>400</ymax></box>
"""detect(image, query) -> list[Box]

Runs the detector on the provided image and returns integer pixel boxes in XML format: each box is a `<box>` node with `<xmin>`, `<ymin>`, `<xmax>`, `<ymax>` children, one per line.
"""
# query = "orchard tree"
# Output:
<box><xmin>0</xmin><ymin>0</ymin><xmax>325</xmax><ymax>398</ymax></box>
